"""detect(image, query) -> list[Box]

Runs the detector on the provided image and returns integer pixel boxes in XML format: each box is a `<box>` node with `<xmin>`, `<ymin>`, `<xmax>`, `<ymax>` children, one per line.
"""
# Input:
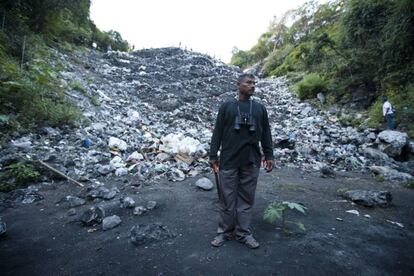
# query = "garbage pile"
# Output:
<box><xmin>1</xmin><ymin>47</ymin><xmax>413</xmax><ymax>185</ymax></box>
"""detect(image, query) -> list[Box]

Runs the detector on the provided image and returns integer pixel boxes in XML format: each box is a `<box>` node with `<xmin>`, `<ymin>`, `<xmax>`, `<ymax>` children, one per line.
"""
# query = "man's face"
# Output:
<box><xmin>238</xmin><ymin>77</ymin><xmax>255</xmax><ymax>97</ymax></box>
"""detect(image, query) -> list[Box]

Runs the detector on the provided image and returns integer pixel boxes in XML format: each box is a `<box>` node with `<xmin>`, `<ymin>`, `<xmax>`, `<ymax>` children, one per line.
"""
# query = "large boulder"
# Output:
<box><xmin>342</xmin><ymin>190</ymin><xmax>392</xmax><ymax>207</ymax></box>
<box><xmin>369</xmin><ymin>166</ymin><xmax>413</xmax><ymax>182</ymax></box>
<box><xmin>362</xmin><ymin>147</ymin><xmax>390</xmax><ymax>162</ymax></box>
<box><xmin>377</xmin><ymin>130</ymin><xmax>409</xmax><ymax>159</ymax></box>
<box><xmin>102</xmin><ymin>215</ymin><xmax>122</xmax><ymax>231</ymax></box>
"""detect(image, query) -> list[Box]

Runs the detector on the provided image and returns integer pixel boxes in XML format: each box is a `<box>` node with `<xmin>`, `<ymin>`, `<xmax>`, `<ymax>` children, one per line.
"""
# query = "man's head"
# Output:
<box><xmin>237</xmin><ymin>73</ymin><xmax>255</xmax><ymax>99</ymax></box>
<box><xmin>383</xmin><ymin>96</ymin><xmax>388</xmax><ymax>102</ymax></box>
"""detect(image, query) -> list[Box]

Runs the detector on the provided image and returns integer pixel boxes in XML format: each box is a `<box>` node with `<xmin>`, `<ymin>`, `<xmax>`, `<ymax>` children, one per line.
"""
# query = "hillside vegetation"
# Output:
<box><xmin>0</xmin><ymin>0</ymin><xmax>129</xmax><ymax>138</ymax></box>
<box><xmin>231</xmin><ymin>0</ymin><xmax>414</xmax><ymax>137</ymax></box>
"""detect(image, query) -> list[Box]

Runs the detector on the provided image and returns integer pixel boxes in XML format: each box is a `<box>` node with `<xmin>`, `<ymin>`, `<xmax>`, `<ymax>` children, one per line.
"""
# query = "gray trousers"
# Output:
<box><xmin>217</xmin><ymin>164</ymin><xmax>260</xmax><ymax>240</ymax></box>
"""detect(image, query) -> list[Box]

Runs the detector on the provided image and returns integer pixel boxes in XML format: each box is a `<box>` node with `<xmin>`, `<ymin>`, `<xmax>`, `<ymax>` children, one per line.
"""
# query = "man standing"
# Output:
<box><xmin>209</xmin><ymin>73</ymin><xmax>274</xmax><ymax>249</ymax></box>
<box><xmin>382</xmin><ymin>96</ymin><xmax>394</xmax><ymax>130</ymax></box>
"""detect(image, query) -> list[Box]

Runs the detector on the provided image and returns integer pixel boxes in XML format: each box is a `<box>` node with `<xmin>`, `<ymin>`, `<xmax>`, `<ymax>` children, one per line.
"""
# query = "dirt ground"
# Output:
<box><xmin>1</xmin><ymin>167</ymin><xmax>413</xmax><ymax>276</ymax></box>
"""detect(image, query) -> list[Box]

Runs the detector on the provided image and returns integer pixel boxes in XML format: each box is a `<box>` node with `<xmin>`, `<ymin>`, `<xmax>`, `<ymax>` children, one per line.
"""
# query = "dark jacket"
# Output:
<box><xmin>209</xmin><ymin>99</ymin><xmax>273</xmax><ymax>169</ymax></box>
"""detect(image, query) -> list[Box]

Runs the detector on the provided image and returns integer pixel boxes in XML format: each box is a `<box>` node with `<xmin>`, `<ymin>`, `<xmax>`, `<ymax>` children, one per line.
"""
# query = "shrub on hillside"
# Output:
<box><xmin>295</xmin><ymin>73</ymin><xmax>329</xmax><ymax>100</ymax></box>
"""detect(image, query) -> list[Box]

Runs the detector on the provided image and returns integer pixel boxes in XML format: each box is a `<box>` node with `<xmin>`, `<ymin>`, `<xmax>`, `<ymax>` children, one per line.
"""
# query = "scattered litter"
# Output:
<box><xmin>345</xmin><ymin>210</ymin><xmax>360</xmax><ymax>216</ymax></box>
<box><xmin>364</xmin><ymin>214</ymin><xmax>371</xmax><ymax>219</ymax></box>
<box><xmin>336</xmin><ymin>217</ymin><xmax>343</xmax><ymax>221</ymax></box>
<box><xmin>386</xmin><ymin>220</ymin><xmax>404</xmax><ymax>228</ymax></box>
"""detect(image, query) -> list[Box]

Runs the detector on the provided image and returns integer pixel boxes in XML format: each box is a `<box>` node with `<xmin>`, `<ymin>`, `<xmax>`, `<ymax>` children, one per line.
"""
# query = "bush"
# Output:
<box><xmin>262</xmin><ymin>44</ymin><xmax>294</xmax><ymax>76</ymax></box>
<box><xmin>295</xmin><ymin>73</ymin><xmax>329</xmax><ymax>100</ymax></box>
<box><xmin>0</xmin><ymin>162</ymin><xmax>40</xmax><ymax>192</ymax></box>
<box><xmin>0</xmin><ymin>47</ymin><xmax>83</xmax><ymax>130</ymax></box>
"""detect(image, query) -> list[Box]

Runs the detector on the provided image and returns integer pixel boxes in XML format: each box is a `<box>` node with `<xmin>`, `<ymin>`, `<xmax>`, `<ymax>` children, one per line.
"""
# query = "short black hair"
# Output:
<box><xmin>237</xmin><ymin>73</ymin><xmax>255</xmax><ymax>83</ymax></box>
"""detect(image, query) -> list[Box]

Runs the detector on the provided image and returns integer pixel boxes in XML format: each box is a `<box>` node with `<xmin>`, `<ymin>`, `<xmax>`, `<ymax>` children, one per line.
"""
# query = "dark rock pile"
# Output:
<box><xmin>1</xmin><ymin>47</ymin><xmax>413</xmax><ymax>189</ymax></box>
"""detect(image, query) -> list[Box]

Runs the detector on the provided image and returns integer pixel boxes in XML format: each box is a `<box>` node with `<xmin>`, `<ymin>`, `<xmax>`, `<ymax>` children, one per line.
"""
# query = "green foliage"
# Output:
<box><xmin>295</xmin><ymin>73</ymin><xmax>329</xmax><ymax>100</ymax></box>
<box><xmin>262</xmin><ymin>44</ymin><xmax>294</xmax><ymax>76</ymax></box>
<box><xmin>90</xmin><ymin>95</ymin><xmax>100</xmax><ymax>106</ymax></box>
<box><xmin>263</xmin><ymin>202</ymin><xmax>285</xmax><ymax>223</ymax></box>
<box><xmin>230</xmin><ymin>49</ymin><xmax>253</xmax><ymax>69</ymax></box>
<box><xmin>263</xmin><ymin>201</ymin><xmax>307</xmax><ymax>232</ymax></box>
<box><xmin>0</xmin><ymin>0</ymin><xmax>131</xmax><ymax>133</ymax></box>
<box><xmin>70</xmin><ymin>81</ymin><xmax>87</xmax><ymax>94</ymax></box>
<box><xmin>367</xmin><ymin>85</ymin><xmax>414</xmax><ymax>136</ymax></box>
<box><xmin>0</xmin><ymin>45</ymin><xmax>83</xmax><ymax>130</ymax></box>
<box><xmin>229</xmin><ymin>0</ymin><xmax>413</xmax><ymax>135</ymax></box>
<box><xmin>91</xmin><ymin>27</ymin><xmax>130</xmax><ymax>52</ymax></box>
<box><xmin>336</xmin><ymin>188</ymin><xmax>349</xmax><ymax>196</ymax></box>
<box><xmin>0</xmin><ymin>162</ymin><xmax>40</xmax><ymax>192</ymax></box>
<box><xmin>406</xmin><ymin>180</ymin><xmax>414</xmax><ymax>189</ymax></box>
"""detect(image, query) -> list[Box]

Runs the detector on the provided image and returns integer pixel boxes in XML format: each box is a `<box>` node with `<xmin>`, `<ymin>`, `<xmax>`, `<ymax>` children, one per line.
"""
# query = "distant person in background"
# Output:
<box><xmin>382</xmin><ymin>96</ymin><xmax>394</xmax><ymax>130</ymax></box>
<box><xmin>209</xmin><ymin>73</ymin><xmax>274</xmax><ymax>249</ymax></box>
<box><xmin>107</xmin><ymin>44</ymin><xmax>112</xmax><ymax>52</ymax></box>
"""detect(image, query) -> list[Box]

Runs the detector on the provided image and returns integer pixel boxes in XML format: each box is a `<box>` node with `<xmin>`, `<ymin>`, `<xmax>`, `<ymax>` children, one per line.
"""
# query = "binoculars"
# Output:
<box><xmin>234</xmin><ymin>113</ymin><xmax>256</xmax><ymax>132</ymax></box>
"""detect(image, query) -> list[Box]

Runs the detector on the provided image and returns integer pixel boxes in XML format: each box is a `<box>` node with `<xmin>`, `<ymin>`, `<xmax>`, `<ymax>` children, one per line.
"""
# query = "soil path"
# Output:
<box><xmin>1</xmin><ymin>168</ymin><xmax>413</xmax><ymax>275</ymax></box>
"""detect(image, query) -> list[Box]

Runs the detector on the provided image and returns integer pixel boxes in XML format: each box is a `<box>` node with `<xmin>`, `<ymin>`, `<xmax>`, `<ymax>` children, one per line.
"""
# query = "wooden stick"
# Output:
<box><xmin>37</xmin><ymin>160</ymin><xmax>84</xmax><ymax>187</ymax></box>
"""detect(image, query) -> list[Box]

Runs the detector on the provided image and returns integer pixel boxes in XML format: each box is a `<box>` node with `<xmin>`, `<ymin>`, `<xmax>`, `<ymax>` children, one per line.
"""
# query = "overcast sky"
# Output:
<box><xmin>90</xmin><ymin>0</ymin><xmax>312</xmax><ymax>63</ymax></box>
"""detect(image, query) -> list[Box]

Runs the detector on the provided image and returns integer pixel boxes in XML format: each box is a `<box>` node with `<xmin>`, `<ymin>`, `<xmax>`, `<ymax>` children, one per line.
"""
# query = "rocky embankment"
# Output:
<box><xmin>2</xmin><ymin>47</ymin><xmax>413</xmax><ymax>191</ymax></box>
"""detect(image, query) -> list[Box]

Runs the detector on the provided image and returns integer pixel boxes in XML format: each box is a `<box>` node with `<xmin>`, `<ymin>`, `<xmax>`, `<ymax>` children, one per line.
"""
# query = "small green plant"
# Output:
<box><xmin>406</xmin><ymin>180</ymin><xmax>414</xmax><ymax>189</ymax></box>
<box><xmin>70</xmin><ymin>81</ymin><xmax>87</xmax><ymax>94</ymax></box>
<box><xmin>336</xmin><ymin>188</ymin><xmax>349</xmax><ymax>196</ymax></box>
<box><xmin>0</xmin><ymin>162</ymin><xmax>40</xmax><ymax>192</ymax></box>
<box><xmin>263</xmin><ymin>201</ymin><xmax>307</xmax><ymax>232</ymax></box>
<box><xmin>90</xmin><ymin>95</ymin><xmax>100</xmax><ymax>106</ymax></box>
<box><xmin>374</xmin><ymin>175</ymin><xmax>386</xmax><ymax>182</ymax></box>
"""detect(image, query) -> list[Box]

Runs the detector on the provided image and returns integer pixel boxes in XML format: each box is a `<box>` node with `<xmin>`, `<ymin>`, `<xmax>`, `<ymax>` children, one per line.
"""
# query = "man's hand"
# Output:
<box><xmin>209</xmin><ymin>159</ymin><xmax>220</xmax><ymax>173</ymax></box>
<box><xmin>263</xmin><ymin>160</ymin><xmax>274</xmax><ymax>172</ymax></box>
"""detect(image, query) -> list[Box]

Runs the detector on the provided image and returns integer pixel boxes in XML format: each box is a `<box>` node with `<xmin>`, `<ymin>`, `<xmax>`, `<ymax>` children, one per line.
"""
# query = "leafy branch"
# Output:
<box><xmin>263</xmin><ymin>201</ymin><xmax>307</xmax><ymax>232</ymax></box>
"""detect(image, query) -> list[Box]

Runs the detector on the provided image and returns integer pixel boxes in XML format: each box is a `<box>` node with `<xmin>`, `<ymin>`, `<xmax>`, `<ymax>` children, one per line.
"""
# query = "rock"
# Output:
<box><xmin>0</xmin><ymin>218</ymin><xmax>6</xmax><ymax>236</ymax></box>
<box><xmin>320</xmin><ymin>165</ymin><xmax>335</xmax><ymax>178</ymax></box>
<box><xmin>80</xmin><ymin>206</ymin><xmax>105</xmax><ymax>226</ymax></box>
<box><xmin>362</xmin><ymin>147</ymin><xmax>390</xmax><ymax>161</ymax></box>
<box><xmin>274</xmin><ymin>136</ymin><xmax>295</xmax><ymax>150</ymax></box>
<box><xmin>158</xmin><ymin>98</ymin><xmax>180</xmax><ymax>111</ymax></box>
<box><xmin>167</xmin><ymin>168</ymin><xmax>185</xmax><ymax>181</ymax></box>
<box><xmin>127</xmin><ymin>151</ymin><xmax>144</xmax><ymax>162</ymax></box>
<box><xmin>301</xmin><ymin>106</ymin><xmax>312</xmax><ymax>116</ymax></box>
<box><xmin>97</xmin><ymin>165</ymin><xmax>112</xmax><ymax>175</ymax></box>
<box><xmin>120</xmin><ymin>197</ymin><xmax>136</xmax><ymax>208</ymax></box>
<box><xmin>195</xmin><ymin>177</ymin><xmax>214</xmax><ymax>191</ymax></box>
<box><xmin>369</xmin><ymin>166</ymin><xmax>413</xmax><ymax>182</ymax></box>
<box><xmin>317</xmin><ymin>93</ymin><xmax>325</xmax><ymax>104</ymax></box>
<box><xmin>108</xmin><ymin>137</ymin><xmax>128</xmax><ymax>151</ymax></box>
<box><xmin>366</xmin><ymin>132</ymin><xmax>377</xmax><ymax>141</ymax></box>
<box><xmin>11</xmin><ymin>187</ymin><xmax>44</xmax><ymax>204</ymax></box>
<box><xmin>115</xmin><ymin>167</ymin><xmax>128</xmax><ymax>176</ymax></box>
<box><xmin>110</xmin><ymin>156</ymin><xmax>125</xmax><ymax>169</ymax></box>
<box><xmin>377</xmin><ymin>130</ymin><xmax>409</xmax><ymax>158</ymax></box>
<box><xmin>87</xmin><ymin>186</ymin><xmax>117</xmax><ymax>200</ymax></box>
<box><xmin>146</xmin><ymin>200</ymin><xmax>157</xmax><ymax>210</ymax></box>
<box><xmin>5</xmin><ymin>47</ymin><xmax>404</xmax><ymax>190</ymax></box>
<box><xmin>67</xmin><ymin>209</ymin><xmax>77</xmax><ymax>216</ymax></box>
<box><xmin>342</xmin><ymin>190</ymin><xmax>392</xmax><ymax>207</ymax></box>
<box><xmin>133</xmin><ymin>206</ymin><xmax>147</xmax><ymax>216</ymax></box>
<box><xmin>102</xmin><ymin>215</ymin><xmax>122</xmax><ymax>231</ymax></box>
<box><xmin>155</xmin><ymin>152</ymin><xmax>171</xmax><ymax>162</ymax></box>
<box><xmin>11</xmin><ymin>136</ymin><xmax>32</xmax><ymax>149</ymax></box>
<box><xmin>130</xmin><ymin>223</ymin><xmax>175</xmax><ymax>246</ymax></box>
<box><xmin>64</xmin><ymin>196</ymin><xmax>86</xmax><ymax>207</ymax></box>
